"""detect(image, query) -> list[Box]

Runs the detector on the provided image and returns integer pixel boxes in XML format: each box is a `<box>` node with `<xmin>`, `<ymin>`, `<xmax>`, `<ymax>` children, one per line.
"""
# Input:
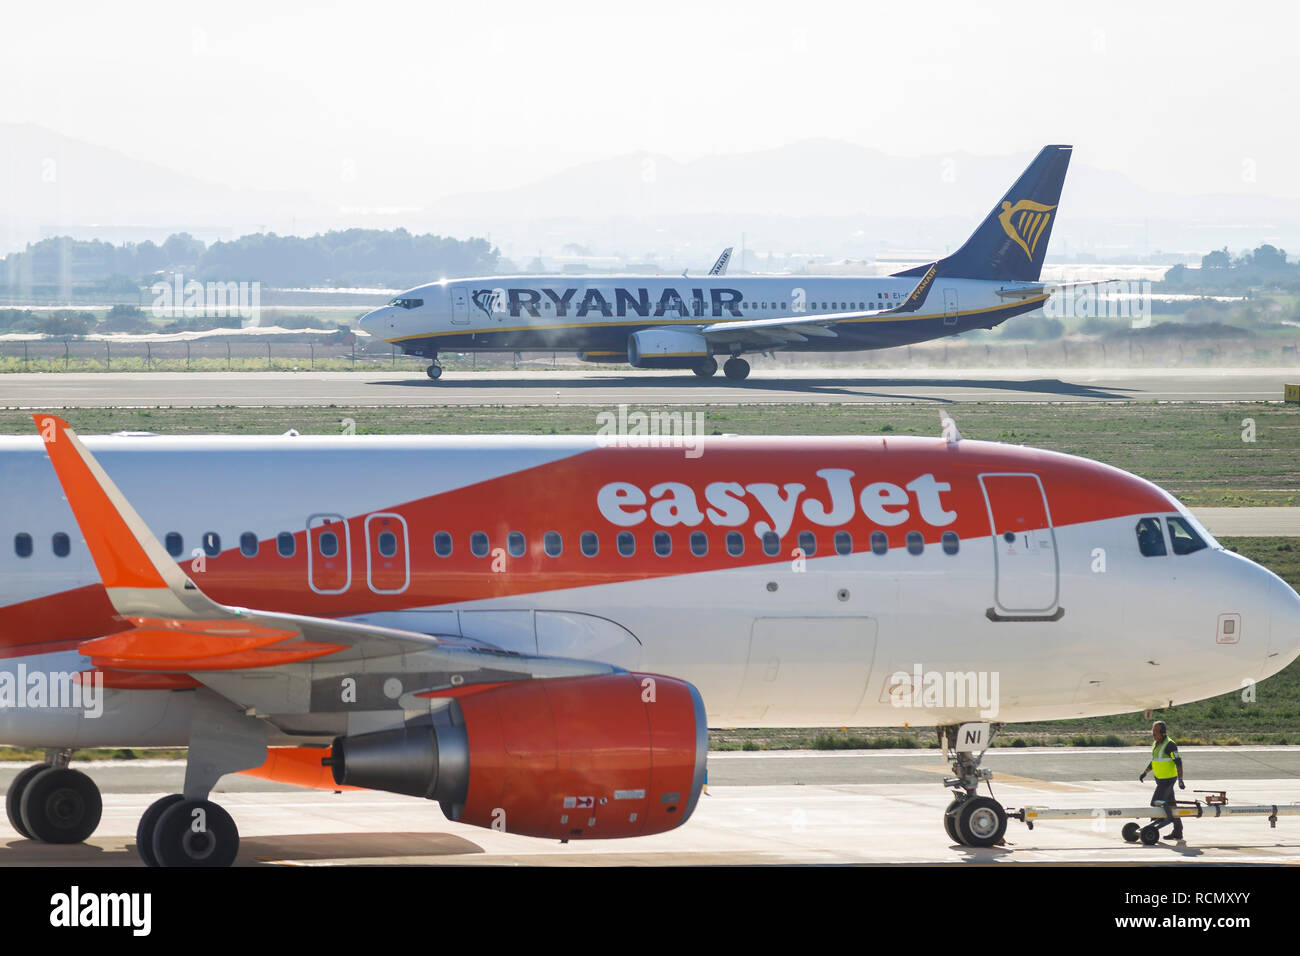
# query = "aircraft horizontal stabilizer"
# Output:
<box><xmin>995</xmin><ymin>278</ymin><xmax>1119</xmax><ymax>300</ymax></box>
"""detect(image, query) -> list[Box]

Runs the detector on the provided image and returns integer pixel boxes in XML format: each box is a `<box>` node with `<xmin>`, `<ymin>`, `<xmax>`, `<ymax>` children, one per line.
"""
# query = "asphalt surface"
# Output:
<box><xmin>0</xmin><ymin>367</ymin><xmax>1295</xmax><ymax>406</ymax></box>
<box><xmin>3</xmin><ymin>749</ymin><xmax>1298</xmax><ymax>865</ymax></box>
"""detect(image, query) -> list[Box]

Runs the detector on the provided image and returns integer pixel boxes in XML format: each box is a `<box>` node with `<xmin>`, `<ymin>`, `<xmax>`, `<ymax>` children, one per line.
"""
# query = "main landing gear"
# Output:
<box><xmin>692</xmin><ymin>357</ymin><xmax>718</xmax><ymax>378</ymax></box>
<box><xmin>133</xmin><ymin>690</ymin><xmax>267</xmax><ymax>867</ymax></box>
<box><xmin>939</xmin><ymin>722</ymin><xmax>1008</xmax><ymax>848</ymax></box>
<box><xmin>5</xmin><ymin>749</ymin><xmax>103</xmax><ymax>844</ymax></box>
<box><xmin>723</xmin><ymin>357</ymin><xmax>750</xmax><ymax>381</ymax></box>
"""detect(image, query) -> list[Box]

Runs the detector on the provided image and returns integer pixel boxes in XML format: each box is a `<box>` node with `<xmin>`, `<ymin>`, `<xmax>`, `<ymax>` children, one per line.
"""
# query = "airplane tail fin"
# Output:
<box><xmin>895</xmin><ymin>145</ymin><xmax>1072</xmax><ymax>283</ymax></box>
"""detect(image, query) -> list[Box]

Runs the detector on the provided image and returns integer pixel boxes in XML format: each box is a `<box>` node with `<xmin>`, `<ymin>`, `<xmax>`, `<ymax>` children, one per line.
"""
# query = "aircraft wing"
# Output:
<box><xmin>708</xmin><ymin>246</ymin><xmax>733</xmax><ymax>276</ymax></box>
<box><xmin>995</xmin><ymin>278</ymin><xmax>1119</xmax><ymax>300</ymax></box>
<box><xmin>697</xmin><ymin>262</ymin><xmax>938</xmax><ymax>347</ymax></box>
<box><xmin>34</xmin><ymin>415</ymin><xmax>616</xmax><ymax>682</ymax></box>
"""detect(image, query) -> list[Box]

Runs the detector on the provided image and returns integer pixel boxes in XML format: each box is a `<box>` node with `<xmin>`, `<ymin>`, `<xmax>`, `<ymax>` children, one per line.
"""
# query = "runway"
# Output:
<box><xmin>0</xmin><ymin>367</ymin><xmax>1295</xmax><ymax>407</ymax></box>
<box><xmin>4</xmin><ymin>748</ymin><xmax>1298</xmax><ymax>865</ymax></box>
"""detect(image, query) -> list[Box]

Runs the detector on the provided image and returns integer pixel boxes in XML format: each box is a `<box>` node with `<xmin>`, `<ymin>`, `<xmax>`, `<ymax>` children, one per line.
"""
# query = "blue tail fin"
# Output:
<box><xmin>896</xmin><ymin>145</ymin><xmax>1072</xmax><ymax>282</ymax></box>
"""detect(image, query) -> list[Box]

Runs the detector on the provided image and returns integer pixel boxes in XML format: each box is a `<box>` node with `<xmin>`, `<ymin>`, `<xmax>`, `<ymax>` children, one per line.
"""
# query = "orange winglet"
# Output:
<box><xmin>34</xmin><ymin>414</ymin><xmax>171</xmax><ymax>592</ymax></box>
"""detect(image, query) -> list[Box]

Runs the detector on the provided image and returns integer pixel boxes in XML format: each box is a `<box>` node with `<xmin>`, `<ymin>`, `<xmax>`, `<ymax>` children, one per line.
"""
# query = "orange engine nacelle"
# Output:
<box><xmin>328</xmin><ymin>672</ymin><xmax>707</xmax><ymax>840</ymax></box>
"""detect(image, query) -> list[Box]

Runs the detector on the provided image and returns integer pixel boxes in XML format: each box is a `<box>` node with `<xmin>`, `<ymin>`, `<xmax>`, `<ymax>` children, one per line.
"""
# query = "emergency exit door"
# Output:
<box><xmin>943</xmin><ymin>288</ymin><xmax>959</xmax><ymax>325</ymax></box>
<box><xmin>307</xmin><ymin>513</ymin><xmax>351</xmax><ymax>595</ymax></box>
<box><xmin>978</xmin><ymin>473</ymin><xmax>1059</xmax><ymax>616</ymax></box>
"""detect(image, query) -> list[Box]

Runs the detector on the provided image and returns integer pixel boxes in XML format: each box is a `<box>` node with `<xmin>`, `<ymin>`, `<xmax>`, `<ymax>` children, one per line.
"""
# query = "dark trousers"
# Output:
<box><xmin>1151</xmin><ymin>777</ymin><xmax>1183</xmax><ymax>836</ymax></box>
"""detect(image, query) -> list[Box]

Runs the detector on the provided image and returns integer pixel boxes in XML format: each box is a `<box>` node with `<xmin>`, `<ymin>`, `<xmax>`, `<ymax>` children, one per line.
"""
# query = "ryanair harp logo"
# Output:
<box><xmin>472</xmin><ymin>289</ymin><xmax>504</xmax><ymax>318</ymax></box>
<box><xmin>998</xmin><ymin>199</ymin><xmax>1057</xmax><ymax>261</ymax></box>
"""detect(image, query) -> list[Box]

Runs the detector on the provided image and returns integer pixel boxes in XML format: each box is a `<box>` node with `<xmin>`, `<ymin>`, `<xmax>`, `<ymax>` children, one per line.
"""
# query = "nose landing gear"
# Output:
<box><xmin>426</xmin><ymin>361</ymin><xmax>443</xmax><ymax>380</ymax></box>
<box><xmin>939</xmin><ymin>722</ymin><xmax>1008</xmax><ymax>848</ymax></box>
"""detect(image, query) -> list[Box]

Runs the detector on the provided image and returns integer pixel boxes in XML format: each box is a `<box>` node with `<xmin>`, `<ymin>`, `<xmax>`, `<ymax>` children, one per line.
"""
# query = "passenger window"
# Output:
<box><xmin>654</xmin><ymin>531</ymin><xmax>672</xmax><ymax>557</ymax></box>
<box><xmin>14</xmin><ymin>533</ymin><xmax>32</xmax><ymax>557</ymax></box>
<box><xmin>726</xmin><ymin>531</ymin><xmax>745</xmax><ymax>556</ymax></box>
<box><xmin>942</xmin><ymin>531</ymin><xmax>959</xmax><ymax>555</ymax></box>
<box><xmin>434</xmin><ymin>531</ymin><xmax>452</xmax><ymax>557</ymax></box>
<box><xmin>165</xmin><ymin>532</ymin><xmax>183</xmax><ymax>558</ymax></box>
<box><xmin>834</xmin><ymin>530</ymin><xmax>853</xmax><ymax>555</ymax></box>
<box><xmin>507</xmin><ymin>531</ymin><xmax>526</xmax><ymax>558</ymax></box>
<box><xmin>1135</xmin><ymin>517</ymin><xmax>1167</xmax><ymax>557</ymax></box>
<box><xmin>377</xmin><ymin>531</ymin><xmax>397</xmax><ymax>558</ymax></box>
<box><xmin>240</xmin><ymin>532</ymin><xmax>258</xmax><ymax>557</ymax></box>
<box><xmin>762</xmin><ymin>531</ymin><xmax>780</xmax><ymax>556</ymax></box>
<box><xmin>277</xmin><ymin>532</ymin><xmax>295</xmax><ymax>557</ymax></box>
<box><xmin>203</xmin><ymin>532</ymin><xmax>221</xmax><ymax>557</ymax></box>
<box><xmin>617</xmin><ymin>531</ymin><xmax>636</xmax><ymax>557</ymax></box>
<box><xmin>870</xmin><ymin>531</ymin><xmax>888</xmax><ymax>555</ymax></box>
<box><xmin>1166</xmin><ymin>516</ymin><xmax>1207</xmax><ymax>555</ymax></box>
<box><xmin>544</xmin><ymin>531</ymin><xmax>562</xmax><ymax>557</ymax></box>
<box><xmin>798</xmin><ymin>530</ymin><xmax>816</xmax><ymax>556</ymax></box>
<box><xmin>690</xmin><ymin>531</ymin><xmax>708</xmax><ymax>556</ymax></box>
<box><xmin>52</xmin><ymin>532</ymin><xmax>70</xmax><ymax>557</ymax></box>
<box><xmin>470</xmin><ymin>531</ymin><xmax>489</xmax><ymax>558</ymax></box>
<box><xmin>319</xmin><ymin>532</ymin><xmax>338</xmax><ymax>558</ymax></box>
<box><xmin>580</xmin><ymin>531</ymin><xmax>599</xmax><ymax>557</ymax></box>
<box><xmin>906</xmin><ymin>531</ymin><xmax>924</xmax><ymax>555</ymax></box>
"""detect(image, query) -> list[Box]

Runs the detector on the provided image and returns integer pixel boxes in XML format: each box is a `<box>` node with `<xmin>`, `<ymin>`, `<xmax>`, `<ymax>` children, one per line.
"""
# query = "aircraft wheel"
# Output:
<box><xmin>1121</xmin><ymin>822</ymin><xmax>1142</xmax><ymax>843</ymax></box>
<box><xmin>693</xmin><ymin>357</ymin><xmax>718</xmax><ymax>378</ymax></box>
<box><xmin>19</xmin><ymin>767</ymin><xmax>102</xmax><ymax>844</ymax></box>
<box><xmin>152</xmin><ymin>798</ymin><xmax>240</xmax><ymax>868</ymax></box>
<box><xmin>426</xmin><ymin>364</ymin><xmax>443</xmax><ymax>380</ymax></box>
<box><xmin>6</xmin><ymin>763</ymin><xmax>50</xmax><ymax>839</ymax></box>
<box><xmin>943</xmin><ymin>798</ymin><xmax>964</xmax><ymax>844</ymax></box>
<box><xmin>1139</xmin><ymin>825</ymin><xmax>1160</xmax><ymax>846</ymax></box>
<box><xmin>953</xmin><ymin>795</ymin><xmax>1006</xmax><ymax>848</ymax></box>
<box><xmin>723</xmin><ymin>357</ymin><xmax>750</xmax><ymax>381</ymax></box>
<box><xmin>136</xmin><ymin>793</ymin><xmax>186</xmax><ymax>867</ymax></box>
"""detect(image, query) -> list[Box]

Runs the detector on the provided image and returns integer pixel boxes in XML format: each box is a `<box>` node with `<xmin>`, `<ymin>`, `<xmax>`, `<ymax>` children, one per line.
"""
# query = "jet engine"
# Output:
<box><xmin>327</xmin><ymin>672</ymin><xmax>707</xmax><ymax>840</ymax></box>
<box><xmin>627</xmin><ymin>329</ymin><xmax>711</xmax><ymax>369</ymax></box>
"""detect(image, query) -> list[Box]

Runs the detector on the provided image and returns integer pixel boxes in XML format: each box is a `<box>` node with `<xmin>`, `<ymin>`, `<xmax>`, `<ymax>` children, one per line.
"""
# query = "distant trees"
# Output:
<box><xmin>0</xmin><ymin>229</ymin><xmax>501</xmax><ymax>290</ymax></box>
<box><xmin>1159</xmin><ymin>244</ymin><xmax>1300</xmax><ymax>293</ymax></box>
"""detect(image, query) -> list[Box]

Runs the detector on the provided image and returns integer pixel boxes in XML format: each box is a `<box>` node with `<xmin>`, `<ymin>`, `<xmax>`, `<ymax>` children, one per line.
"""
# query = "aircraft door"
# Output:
<box><xmin>364</xmin><ymin>512</ymin><xmax>409</xmax><ymax>594</ymax></box>
<box><xmin>307</xmin><ymin>513</ymin><xmax>351</xmax><ymax>595</ymax></box>
<box><xmin>943</xmin><ymin>287</ymin><xmax>958</xmax><ymax>325</ymax></box>
<box><xmin>979</xmin><ymin>473</ymin><xmax>1060</xmax><ymax>617</ymax></box>
<box><xmin>451</xmin><ymin>288</ymin><xmax>470</xmax><ymax>325</ymax></box>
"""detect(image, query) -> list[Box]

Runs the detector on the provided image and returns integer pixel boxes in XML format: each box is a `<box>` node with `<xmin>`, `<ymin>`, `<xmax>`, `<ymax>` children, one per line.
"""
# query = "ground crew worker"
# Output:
<box><xmin>1138</xmin><ymin>720</ymin><xmax>1185</xmax><ymax>841</ymax></box>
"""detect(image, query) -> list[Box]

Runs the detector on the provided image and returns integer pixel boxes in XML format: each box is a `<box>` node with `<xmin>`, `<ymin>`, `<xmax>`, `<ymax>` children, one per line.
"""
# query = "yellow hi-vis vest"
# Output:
<box><xmin>1152</xmin><ymin>738</ymin><xmax>1178</xmax><ymax>779</ymax></box>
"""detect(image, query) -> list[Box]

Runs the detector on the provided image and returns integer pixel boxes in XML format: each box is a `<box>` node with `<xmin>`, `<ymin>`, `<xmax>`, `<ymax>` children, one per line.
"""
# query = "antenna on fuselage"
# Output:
<box><xmin>940</xmin><ymin>411</ymin><xmax>962</xmax><ymax>444</ymax></box>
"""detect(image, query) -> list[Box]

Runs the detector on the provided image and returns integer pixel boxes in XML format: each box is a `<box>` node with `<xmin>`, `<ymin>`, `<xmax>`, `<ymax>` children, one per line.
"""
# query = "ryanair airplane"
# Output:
<box><xmin>360</xmin><ymin>145</ymin><xmax>1092</xmax><ymax>381</ymax></box>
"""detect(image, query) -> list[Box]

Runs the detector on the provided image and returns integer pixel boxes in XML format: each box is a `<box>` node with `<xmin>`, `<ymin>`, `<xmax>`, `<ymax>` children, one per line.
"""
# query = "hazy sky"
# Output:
<box><xmin>3</xmin><ymin>0</ymin><xmax>1296</xmax><ymax>204</ymax></box>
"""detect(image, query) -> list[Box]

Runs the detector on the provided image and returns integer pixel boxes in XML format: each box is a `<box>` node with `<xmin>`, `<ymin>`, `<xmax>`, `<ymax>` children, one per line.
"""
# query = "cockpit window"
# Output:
<box><xmin>1166</xmin><ymin>515</ymin><xmax>1208</xmax><ymax>555</ymax></box>
<box><xmin>387</xmin><ymin>297</ymin><xmax>424</xmax><ymax>309</ymax></box>
<box><xmin>1135</xmin><ymin>517</ymin><xmax>1167</xmax><ymax>557</ymax></box>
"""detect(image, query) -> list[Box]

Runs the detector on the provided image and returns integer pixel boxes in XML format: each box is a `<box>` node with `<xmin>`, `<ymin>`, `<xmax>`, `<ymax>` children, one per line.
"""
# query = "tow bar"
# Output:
<box><xmin>1007</xmin><ymin>791</ymin><xmax>1300</xmax><ymax>845</ymax></box>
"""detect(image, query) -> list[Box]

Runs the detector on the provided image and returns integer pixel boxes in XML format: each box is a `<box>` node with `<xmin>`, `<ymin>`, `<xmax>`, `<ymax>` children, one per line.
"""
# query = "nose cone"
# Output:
<box><xmin>1269</xmin><ymin>576</ymin><xmax>1300</xmax><ymax>674</ymax></box>
<box><xmin>357</xmin><ymin>306</ymin><xmax>392</xmax><ymax>341</ymax></box>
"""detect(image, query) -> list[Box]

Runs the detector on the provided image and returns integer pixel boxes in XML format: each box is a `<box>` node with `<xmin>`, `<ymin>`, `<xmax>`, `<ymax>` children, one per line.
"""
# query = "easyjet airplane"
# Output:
<box><xmin>3</xmin><ymin>416</ymin><xmax>1298</xmax><ymax>864</ymax></box>
<box><xmin>359</xmin><ymin>145</ymin><xmax>1102</xmax><ymax>381</ymax></box>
